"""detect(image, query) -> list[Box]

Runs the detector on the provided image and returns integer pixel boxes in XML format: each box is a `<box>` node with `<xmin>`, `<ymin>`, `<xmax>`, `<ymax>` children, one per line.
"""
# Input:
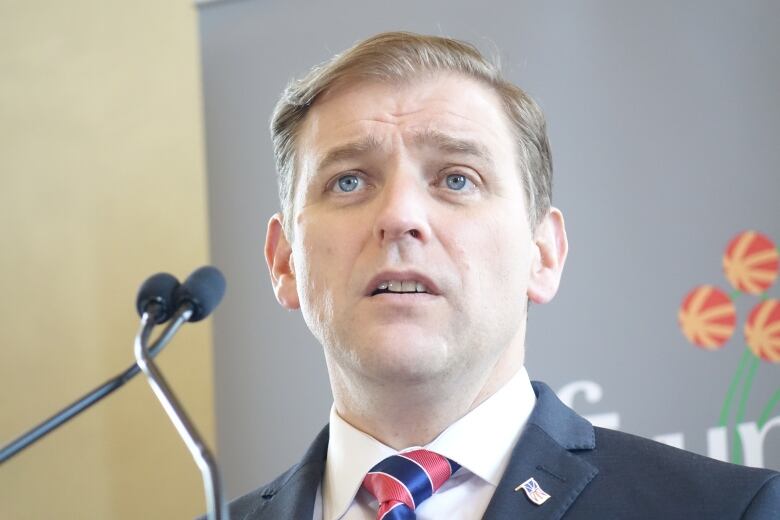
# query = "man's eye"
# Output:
<box><xmin>334</xmin><ymin>174</ymin><xmax>361</xmax><ymax>192</ymax></box>
<box><xmin>444</xmin><ymin>173</ymin><xmax>469</xmax><ymax>191</ymax></box>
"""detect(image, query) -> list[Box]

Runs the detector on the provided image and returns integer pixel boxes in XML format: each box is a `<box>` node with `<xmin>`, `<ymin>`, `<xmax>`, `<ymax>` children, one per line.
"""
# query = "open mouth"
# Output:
<box><xmin>370</xmin><ymin>280</ymin><xmax>430</xmax><ymax>296</ymax></box>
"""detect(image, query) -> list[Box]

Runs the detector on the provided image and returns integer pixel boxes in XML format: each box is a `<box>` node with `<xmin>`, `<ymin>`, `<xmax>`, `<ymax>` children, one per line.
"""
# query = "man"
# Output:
<box><xmin>232</xmin><ymin>32</ymin><xmax>779</xmax><ymax>519</ymax></box>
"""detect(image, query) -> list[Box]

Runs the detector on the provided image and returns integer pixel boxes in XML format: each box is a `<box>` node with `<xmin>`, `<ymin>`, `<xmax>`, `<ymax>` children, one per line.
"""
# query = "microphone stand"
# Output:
<box><xmin>135</xmin><ymin>304</ymin><xmax>227</xmax><ymax>520</ymax></box>
<box><xmin>0</xmin><ymin>303</ymin><xmax>191</xmax><ymax>464</ymax></box>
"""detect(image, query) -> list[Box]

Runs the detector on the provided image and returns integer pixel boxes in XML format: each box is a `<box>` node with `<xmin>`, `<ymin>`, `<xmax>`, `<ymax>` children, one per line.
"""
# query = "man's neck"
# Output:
<box><xmin>328</xmin><ymin>346</ymin><xmax>524</xmax><ymax>450</ymax></box>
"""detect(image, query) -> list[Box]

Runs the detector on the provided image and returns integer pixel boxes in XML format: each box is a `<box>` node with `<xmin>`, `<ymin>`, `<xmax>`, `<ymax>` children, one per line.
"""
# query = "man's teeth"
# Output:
<box><xmin>377</xmin><ymin>280</ymin><xmax>428</xmax><ymax>293</ymax></box>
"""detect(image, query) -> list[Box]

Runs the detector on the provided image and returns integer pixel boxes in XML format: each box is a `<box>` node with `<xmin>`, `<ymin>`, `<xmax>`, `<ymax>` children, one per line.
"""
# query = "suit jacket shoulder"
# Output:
<box><xmin>483</xmin><ymin>382</ymin><xmax>780</xmax><ymax>519</ymax></box>
<box><xmin>225</xmin><ymin>426</ymin><xmax>328</xmax><ymax>520</ymax></box>
<box><xmin>573</xmin><ymin>426</ymin><xmax>779</xmax><ymax>518</ymax></box>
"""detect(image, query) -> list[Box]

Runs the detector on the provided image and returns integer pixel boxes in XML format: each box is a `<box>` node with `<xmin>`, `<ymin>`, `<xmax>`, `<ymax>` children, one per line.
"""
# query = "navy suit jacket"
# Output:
<box><xmin>226</xmin><ymin>382</ymin><xmax>780</xmax><ymax>519</ymax></box>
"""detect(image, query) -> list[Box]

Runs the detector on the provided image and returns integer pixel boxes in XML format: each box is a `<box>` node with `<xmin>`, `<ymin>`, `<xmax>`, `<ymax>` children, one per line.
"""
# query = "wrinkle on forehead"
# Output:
<box><xmin>314</xmin><ymin>127</ymin><xmax>496</xmax><ymax>175</ymax></box>
<box><xmin>309</xmin><ymin>72</ymin><xmax>507</xmax><ymax>132</ymax></box>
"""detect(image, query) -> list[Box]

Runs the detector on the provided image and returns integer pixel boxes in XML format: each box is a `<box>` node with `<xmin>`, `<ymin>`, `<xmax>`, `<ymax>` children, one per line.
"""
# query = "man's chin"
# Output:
<box><xmin>339</xmin><ymin>338</ymin><xmax>455</xmax><ymax>384</ymax></box>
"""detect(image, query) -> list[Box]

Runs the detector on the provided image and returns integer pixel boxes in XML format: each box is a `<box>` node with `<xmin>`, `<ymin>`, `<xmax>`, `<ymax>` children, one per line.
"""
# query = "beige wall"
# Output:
<box><xmin>0</xmin><ymin>2</ymin><xmax>215</xmax><ymax>518</ymax></box>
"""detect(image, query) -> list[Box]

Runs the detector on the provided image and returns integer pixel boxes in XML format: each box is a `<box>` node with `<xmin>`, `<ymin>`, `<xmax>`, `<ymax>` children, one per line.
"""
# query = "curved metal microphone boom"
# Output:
<box><xmin>0</xmin><ymin>267</ymin><xmax>227</xmax><ymax>518</ymax></box>
<box><xmin>0</xmin><ymin>272</ymin><xmax>182</xmax><ymax>464</ymax></box>
<box><xmin>134</xmin><ymin>266</ymin><xmax>227</xmax><ymax>520</ymax></box>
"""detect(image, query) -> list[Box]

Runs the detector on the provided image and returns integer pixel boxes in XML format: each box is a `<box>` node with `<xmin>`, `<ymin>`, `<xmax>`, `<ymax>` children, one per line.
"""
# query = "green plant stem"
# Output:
<box><xmin>730</xmin><ymin>354</ymin><xmax>760</xmax><ymax>465</ymax></box>
<box><xmin>720</xmin><ymin>349</ymin><xmax>751</xmax><ymax>426</ymax></box>
<box><xmin>758</xmin><ymin>388</ymin><xmax>780</xmax><ymax>428</ymax></box>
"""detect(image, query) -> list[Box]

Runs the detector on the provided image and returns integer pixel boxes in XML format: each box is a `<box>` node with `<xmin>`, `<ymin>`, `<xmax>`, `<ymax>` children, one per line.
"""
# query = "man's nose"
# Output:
<box><xmin>372</xmin><ymin>169</ymin><xmax>431</xmax><ymax>244</ymax></box>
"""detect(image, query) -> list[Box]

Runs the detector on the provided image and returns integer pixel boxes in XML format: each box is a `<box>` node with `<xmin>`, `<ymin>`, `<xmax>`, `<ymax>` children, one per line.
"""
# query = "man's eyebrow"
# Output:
<box><xmin>410</xmin><ymin>129</ymin><xmax>494</xmax><ymax>166</ymax></box>
<box><xmin>315</xmin><ymin>129</ymin><xmax>494</xmax><ymax>173</ymax></box>
<box><xmin>316</xmin><ymin>135</ymin><xmax>384</xmax><ymax>173</ymax></box>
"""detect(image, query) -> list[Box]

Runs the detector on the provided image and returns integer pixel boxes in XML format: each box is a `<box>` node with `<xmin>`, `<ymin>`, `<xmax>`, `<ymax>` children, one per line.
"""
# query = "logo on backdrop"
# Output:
<box><xmin>560</xmin><ymin>231</ymin><xmax>780</xmax><ymax>469</ymax></box>
<box><xmin>678</xmin><ymin>230</ymin><xmax>779</xmax><ymax>466</ymax></box>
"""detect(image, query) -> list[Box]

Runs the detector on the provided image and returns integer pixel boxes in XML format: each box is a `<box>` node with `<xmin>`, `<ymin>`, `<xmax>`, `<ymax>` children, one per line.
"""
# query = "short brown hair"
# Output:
<box><xmin>270</xmin><ymin>31</ymin><xmax>552</xmax><ymax>233</ymax></box>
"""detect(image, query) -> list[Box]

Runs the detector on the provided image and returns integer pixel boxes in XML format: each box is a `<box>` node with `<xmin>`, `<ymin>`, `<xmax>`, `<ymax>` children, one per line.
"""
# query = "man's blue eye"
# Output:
<box><xmin>445</xmin><ymin>174</ymin><xmax>468</xmax><ymax>190</ymax></box>
<box><xmin>336</xmin><ymin>175</ymin><xmax>360</xmax><ymax>192</ymax></box>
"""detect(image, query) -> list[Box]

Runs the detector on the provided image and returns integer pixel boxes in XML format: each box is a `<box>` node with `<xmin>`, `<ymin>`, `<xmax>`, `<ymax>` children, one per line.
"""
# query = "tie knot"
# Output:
<box><xmin>362</xmin><ymin>449</ymin><xmax>460</xmax><ymax>519</ymax></box>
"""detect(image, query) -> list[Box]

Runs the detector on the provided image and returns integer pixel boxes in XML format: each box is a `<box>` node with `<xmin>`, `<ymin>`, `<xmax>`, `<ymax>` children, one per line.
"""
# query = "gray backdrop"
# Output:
<box><xmin>197</xmin><ymin>0</ymin><xmax>780</xmax><ymax>500</ymax></box>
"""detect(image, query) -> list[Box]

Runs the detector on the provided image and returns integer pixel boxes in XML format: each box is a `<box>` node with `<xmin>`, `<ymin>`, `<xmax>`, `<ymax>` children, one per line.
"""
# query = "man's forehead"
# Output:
<box><xmin>298</xmin><ymin>74</ymin><xmax>513</xmax><ymax>161</ymax></box>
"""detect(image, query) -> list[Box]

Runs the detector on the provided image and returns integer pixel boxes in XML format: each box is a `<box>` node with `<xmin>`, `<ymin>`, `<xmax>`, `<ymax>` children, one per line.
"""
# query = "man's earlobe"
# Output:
<box><xmin>527</xmin><ymin>207</ymin><xmax>568</xmax><ymax>304</ymax></box>
<box><xmin>264</xmin><ymin>213</ymin><xmax>300</xmax><ymax>310</ymax></box>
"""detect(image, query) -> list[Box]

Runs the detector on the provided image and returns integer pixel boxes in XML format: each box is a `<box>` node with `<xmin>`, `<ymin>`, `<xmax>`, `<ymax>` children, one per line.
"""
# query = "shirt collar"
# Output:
<box><xmin>322</xmin><ymin>403</ymin><xmax>395</xmax><ymax>520</ymax></box>
<box><xmin>322</xmin><ymin>366</ymin><xmax>535</xmax><ymax>519</ymax></box>
<box><xmin>426</xmin><ymin>366</ymin><xmax>535</xmax><ymax>485</ymax></box>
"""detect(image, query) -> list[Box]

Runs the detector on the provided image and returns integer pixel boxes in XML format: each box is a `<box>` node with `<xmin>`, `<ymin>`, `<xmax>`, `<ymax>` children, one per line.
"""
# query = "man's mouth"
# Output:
<box><xmin>370</xmin><ymin>280</ymin><xmax>430</xmax><ymax>296</ymax></box>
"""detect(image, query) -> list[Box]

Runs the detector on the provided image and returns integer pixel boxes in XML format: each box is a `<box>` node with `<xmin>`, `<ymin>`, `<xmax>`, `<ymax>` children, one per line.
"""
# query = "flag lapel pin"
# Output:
<box><xmin>515</xmin><ymin>477</ymin><xmax>551</xmax><ymax>506</ymax></box>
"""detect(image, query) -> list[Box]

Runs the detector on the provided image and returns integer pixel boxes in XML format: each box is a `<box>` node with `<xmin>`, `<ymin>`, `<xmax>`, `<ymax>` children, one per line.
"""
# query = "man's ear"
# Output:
<box><xmin>264</xmin><ymin>213</ymin><xmax>300</xmax><ymax>310</ymax></box>
<box><xmin>527</xmin><ymin>207</ymin><xmax>568</xmax><ymax>304</ymax></box>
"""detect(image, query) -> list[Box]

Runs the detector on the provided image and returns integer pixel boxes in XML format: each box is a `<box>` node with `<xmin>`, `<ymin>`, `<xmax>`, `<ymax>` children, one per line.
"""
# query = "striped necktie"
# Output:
<box><xmin>362</xmin><ymin>449</ymin><xmax>461</xmax><ymax>519</ymax></box>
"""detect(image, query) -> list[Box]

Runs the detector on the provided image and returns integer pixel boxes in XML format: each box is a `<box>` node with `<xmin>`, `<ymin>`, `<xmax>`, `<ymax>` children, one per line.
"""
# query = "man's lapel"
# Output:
<box><xmin>482</xmin><ymin>382</ymin><xmax>598</xmax><ymax>520</ymax></box>
<box><xmin>239</xmin><ymin>426</ymin><xmax>329</xmax><ymax>520</ymax></box>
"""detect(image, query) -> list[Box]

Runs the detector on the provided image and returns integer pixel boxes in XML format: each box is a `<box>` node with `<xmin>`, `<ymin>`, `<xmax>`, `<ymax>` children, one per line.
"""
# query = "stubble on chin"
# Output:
<box><xmin>327</xmin><ymin>329</ymin><xmax>474</xmax><ymax>392</ymax></box>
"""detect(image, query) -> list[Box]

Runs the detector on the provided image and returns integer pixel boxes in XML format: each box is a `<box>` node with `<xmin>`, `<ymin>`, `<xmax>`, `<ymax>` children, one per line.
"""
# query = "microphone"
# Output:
<box><xmin>175</xmin><ymin>266</ymin><xmax>226</xmax><ymax>322</ymax></box>
<box><xmin>0</xmin><ymin>271</ymin><xmax>181</xmax><ymax>464</ymax></box>
<box><xmin>134</xmin><ymin>266</ymin><xmax>227</xmax><ymax>520</ymax></box>
<box><xmin>136</xmin><ymin>272</ymin><xmax>181</xmax><ymax>323</ymax></box>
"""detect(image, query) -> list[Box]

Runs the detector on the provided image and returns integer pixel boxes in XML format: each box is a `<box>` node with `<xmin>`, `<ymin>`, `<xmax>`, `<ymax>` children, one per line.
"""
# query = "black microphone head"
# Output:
<box><xmin>136</xmin><ymin>272</ymin><xmax>181</xmax><ymax>324</ymax></box>
<box><xmin>175</xmin><ymin>266</ymin><xmax>226</xmax><ymax>322</ymax></box>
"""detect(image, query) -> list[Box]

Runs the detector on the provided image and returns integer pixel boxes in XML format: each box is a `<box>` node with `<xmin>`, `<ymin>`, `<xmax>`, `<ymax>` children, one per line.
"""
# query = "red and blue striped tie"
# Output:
<box><xmin>362</xmin><ymin>449</ymin><xmax>461</xmax><ymax>519</ymax></box>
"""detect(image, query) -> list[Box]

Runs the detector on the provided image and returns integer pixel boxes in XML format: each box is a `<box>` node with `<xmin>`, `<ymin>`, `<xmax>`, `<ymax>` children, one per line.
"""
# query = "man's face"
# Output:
<box><xmin>267</xmin><ymin>74</ymin><xmax>560</xmax><ymax>388</ymax></box>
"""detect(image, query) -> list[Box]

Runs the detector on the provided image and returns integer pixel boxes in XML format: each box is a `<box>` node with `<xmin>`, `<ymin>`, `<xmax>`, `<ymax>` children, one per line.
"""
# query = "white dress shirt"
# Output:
<box><xmin>313</xmin><ymin>366</ymin><xmax>536</xmax><ymax>520</ymax></box>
